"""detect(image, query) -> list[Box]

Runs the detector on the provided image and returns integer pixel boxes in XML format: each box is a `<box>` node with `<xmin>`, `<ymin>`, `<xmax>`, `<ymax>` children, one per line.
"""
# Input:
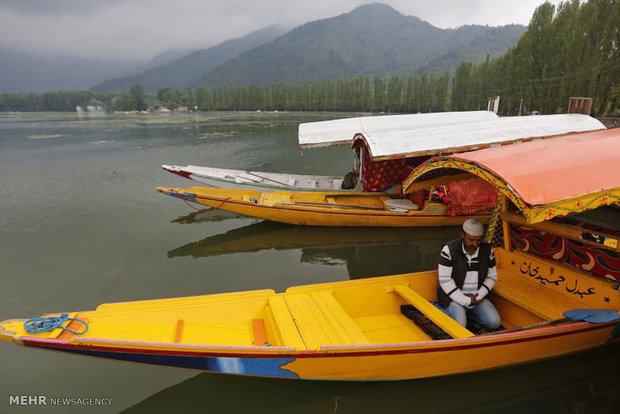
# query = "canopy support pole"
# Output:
<box><xmin>500</xmin><ymin>195</ymin><xmax>511</xmax><ymax>251</ymax></box>
<box><xmin>485</xmin><ymin>194</ymin><xmax>504</xmax><ymax>247</ymax></box>
<box><xmin>358</xmin><ymin>147</ymin><xmax>364</xmax><ymax>188</ymax></box>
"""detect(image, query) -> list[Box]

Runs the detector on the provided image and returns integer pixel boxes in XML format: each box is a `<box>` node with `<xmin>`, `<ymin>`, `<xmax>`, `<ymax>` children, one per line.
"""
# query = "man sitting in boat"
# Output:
<box><xmin>435</xmin><ymin>219</ymin><xmax>501</xmax><ymax>331</ymax></box>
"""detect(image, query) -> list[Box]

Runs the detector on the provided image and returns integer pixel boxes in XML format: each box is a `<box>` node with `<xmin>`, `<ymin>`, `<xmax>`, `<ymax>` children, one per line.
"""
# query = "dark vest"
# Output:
<box><xmin>437</xmin><ymin>238</ymin><xmax>492</xmax><ymax>307</ymax></box>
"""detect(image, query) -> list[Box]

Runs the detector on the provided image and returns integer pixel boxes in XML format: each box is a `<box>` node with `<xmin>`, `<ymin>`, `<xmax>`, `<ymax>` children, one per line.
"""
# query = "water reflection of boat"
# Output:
<box><xmin>166</xmin><ymin>221</ymin><xmax>455</xmax><ymax>256</ymax></box>
<box><xmin>121</xmin><ymin>346</ymin><xmax>620</xmax><ymax>414</ymax></box>
<box><xmin>168</xmin><ymin>222</ymin><xmax>458</xmax><ymax>278</ymax></box>
<box><xmin>170</xmin><ymin>209</ymin><xmax>239</xmax><ymax>224</ymax></box>
<box><xmin>300</xmin><ymin>242</ymin><xmax>442</xmax><ymax>278</ymax></box>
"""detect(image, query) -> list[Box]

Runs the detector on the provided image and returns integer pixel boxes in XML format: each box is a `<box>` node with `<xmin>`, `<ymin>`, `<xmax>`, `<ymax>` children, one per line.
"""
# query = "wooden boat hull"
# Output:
<box><xmin>10</xmin><ymin>323</ymin><xmax>614</xmax><ymax>380</ymax></box>
<box><xmin>2</xmin><ymin>249</ymin><xmax>618</xmax><ymax>380</ymax></box>
<box><xmin>156</xmin><ymin>186</ymin><xmax>490</xmax><ymax>227</ymax></box>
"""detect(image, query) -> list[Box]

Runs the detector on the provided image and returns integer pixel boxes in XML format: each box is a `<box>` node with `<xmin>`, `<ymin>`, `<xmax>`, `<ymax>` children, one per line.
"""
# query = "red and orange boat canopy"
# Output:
<box><xmin>403</xmin><ymin>128</ymin><xmax>620</xmax><ymax>223</ymax></box>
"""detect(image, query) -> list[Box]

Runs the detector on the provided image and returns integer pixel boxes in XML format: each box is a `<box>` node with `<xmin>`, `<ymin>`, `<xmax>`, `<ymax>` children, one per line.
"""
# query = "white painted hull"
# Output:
<box><xmin>162</xmin><ymin>165</ymin><xmax>352</xmax><ymax>192</ymax></box>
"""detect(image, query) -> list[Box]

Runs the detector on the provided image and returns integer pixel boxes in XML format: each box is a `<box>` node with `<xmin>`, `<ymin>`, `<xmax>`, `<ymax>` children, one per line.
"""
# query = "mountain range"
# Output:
<box><xmin>91</xmin><ymin>25</ymin><xmax>288</xmax><ymax>93</ymax></box>
<box><xmin>196</xmin><ymin>4</ymin><xmax>525</xmax><ymax>86</ymax></box>
<box><xmin>0</xmin><ymin>3</ymin><xmax>526</xmax><ymax>94</ymax></box>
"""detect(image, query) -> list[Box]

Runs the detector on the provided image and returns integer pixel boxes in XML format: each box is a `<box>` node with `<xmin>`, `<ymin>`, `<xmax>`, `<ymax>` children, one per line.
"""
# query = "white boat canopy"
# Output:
<box><xmin>298</xmin><ymin>111</ymin><xmax>499</xmax><ymax>149</ymax></box>
<box><xmin>299</xmin><ymin>112</ymin><xmax>606</xmax><ymax>161</ymax></box>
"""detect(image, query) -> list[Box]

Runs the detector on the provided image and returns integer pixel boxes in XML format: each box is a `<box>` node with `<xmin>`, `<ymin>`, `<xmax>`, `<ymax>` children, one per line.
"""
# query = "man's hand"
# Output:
<box><xmin>466</xmin><ymin>293</ymin><xmax>481</xmax><ymax>306</ymax></box>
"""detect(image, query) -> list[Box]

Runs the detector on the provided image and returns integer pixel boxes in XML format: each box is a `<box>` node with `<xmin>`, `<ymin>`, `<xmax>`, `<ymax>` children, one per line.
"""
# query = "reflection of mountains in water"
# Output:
<box><xmin>122</xmin><ymin>346</ymin><xmax>620</xmax><ymax>414</ymax></box>
<box><xmin>168</xmin><ymin>221</ymin><xmax>459</xmax><ymax>277</ymax></box>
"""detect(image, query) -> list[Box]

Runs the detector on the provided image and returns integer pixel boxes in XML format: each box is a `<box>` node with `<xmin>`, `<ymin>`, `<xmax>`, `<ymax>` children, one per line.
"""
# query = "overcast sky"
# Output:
<box><xmin>0</xmin><ymin>0</ymin><xmax>559</xmax><ymax>62</ymax></box>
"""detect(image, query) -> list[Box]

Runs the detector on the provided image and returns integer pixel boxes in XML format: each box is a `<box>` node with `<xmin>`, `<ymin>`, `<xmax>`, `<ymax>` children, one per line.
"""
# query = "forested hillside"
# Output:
<box><xmin>451</xmin><ymin>0</ymin><xmax>620</xmax><ymax>116</ymax></box>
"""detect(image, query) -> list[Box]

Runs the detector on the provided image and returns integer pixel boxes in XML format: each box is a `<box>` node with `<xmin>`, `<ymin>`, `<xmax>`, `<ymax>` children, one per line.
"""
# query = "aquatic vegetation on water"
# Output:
<box><xmin>197</xmin><ymin>131</ymin><xmax>242</xmax><ymax>139</ymax></box>
<box><xmin>28</xmin><ymin>134</ymin><xmax>65</xmax><ymax>139</ymax></box>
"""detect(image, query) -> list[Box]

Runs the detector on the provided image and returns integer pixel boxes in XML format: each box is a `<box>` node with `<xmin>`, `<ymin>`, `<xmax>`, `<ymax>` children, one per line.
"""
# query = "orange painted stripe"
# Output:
<box><xmin>174</xmin><ymin>320</ymin><xmax>184</xmax><ymax>343</ymax></box>
<box><xmin>251</xmin><ymin>319</ymin><xmax>268</xmax><ymax>346</ymax></box>
<box><xmin>57</xmin><ymin>318</ymin><xmax>89</xmax><ymax>340</ymax></box>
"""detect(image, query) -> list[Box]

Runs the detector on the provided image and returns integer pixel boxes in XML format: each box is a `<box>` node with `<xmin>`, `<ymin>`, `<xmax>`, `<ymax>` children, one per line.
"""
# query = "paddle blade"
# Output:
<box><xmin>563</xmin><ymin>309</ymin><xmax>620</xmax><ymax>323</ymax></box>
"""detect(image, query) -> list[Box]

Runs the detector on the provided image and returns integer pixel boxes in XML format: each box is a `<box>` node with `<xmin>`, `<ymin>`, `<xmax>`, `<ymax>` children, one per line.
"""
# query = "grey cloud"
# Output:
<box><xmin>0</xmin><ymin>0</ymin><xmax>123</xmax><ymax>16</ymax></box>
<box><xmin>0</xmin><ymin>0</ymin><xmax>556</xmax><ymax>61</ymax></box>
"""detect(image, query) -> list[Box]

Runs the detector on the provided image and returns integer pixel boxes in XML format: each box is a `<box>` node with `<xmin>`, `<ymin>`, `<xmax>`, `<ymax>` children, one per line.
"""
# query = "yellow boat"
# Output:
<box><xmin>156</xmin><ymin>186</ymin><xmax>491</xmax><ymax>227</ymax></box>
<box><xmin>2</xmin><ymin>128</ymin><xmax>619</xmax><ymax>380</ymax></box>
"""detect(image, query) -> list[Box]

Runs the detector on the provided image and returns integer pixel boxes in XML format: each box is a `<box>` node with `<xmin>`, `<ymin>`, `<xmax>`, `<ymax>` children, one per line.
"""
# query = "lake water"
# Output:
<box><xmin>1</xmin><ymin>112</ymin><xmax>618</xmax><ymax>413</ymax></box>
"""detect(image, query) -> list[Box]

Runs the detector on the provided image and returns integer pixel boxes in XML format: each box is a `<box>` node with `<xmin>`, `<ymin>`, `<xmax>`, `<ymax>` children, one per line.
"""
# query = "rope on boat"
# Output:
<box><xmin>198</xmin><ymin>197</ymin><xmax>231</xmax><ymax>212</ymax></box>
<box><xmin>213</xmin><ymin>197</ymin><xmax>231</xmax><ymax>210</ymax></box>
<box><xmin>24</xmin><ymin>313</ymin><xmax>89</xmax><ymax>335</ymax></box>
<box><xmin>485</xmin><ymin>195</ymin><xmax>504</xmax><ymax>247</ymax></box>
<box><xmin>172</xmin><ymin>189</ymin><xmax>230</xmax><ymax>213</ymax></box>
<box><xmin>172</xmin><ymin>189</ymin><xmax>203</xmax><ymax>212</ymax></box>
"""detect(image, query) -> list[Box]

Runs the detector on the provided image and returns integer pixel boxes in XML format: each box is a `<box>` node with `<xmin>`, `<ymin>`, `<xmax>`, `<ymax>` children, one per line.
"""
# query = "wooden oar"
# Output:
<box><xmin>246</xmin><ymin>172</ymin><xmax>291</xmax><ymax>187</ymax></box>
<box><xmin>225</xmin><ymin>174</ymin><xmax>262</xmax><ymax>184</ymax></box>
<box><xmin>277</xmin><ymin>201</ymin><xmax>387</xmax><ymax>210</ymax></box>
<box><xmin>488</xmin><ymin>309</ymin><xmax>619</xmax><ymax>335</ymax></box>
<box><xmin>325</xmin><ymin>192</ymin><xmax>391</xmax><ymax>197</ymax></box>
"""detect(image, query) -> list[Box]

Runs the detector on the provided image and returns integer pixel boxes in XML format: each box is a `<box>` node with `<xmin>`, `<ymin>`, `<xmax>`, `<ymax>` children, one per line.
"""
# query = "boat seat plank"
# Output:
<box><xmin>384</xmin><ymin>199</ymin><xmax>419</xmax><ymax>212</ymax></box>
<box><xmin>266</xmin><ymin>296</ymin><xmax>306</xmax><ymax>350</ymax></box>
<box><xmin>392</xmin><ymin>284</ymin><xmax>474</xmax><ymax>339</ymax></box>
<box><xmin>309</xmin><ymin>291</ymin><xmax>369</xmax><ymax>345</ymax></box>
<box><xmin>284</xmin><ymin>294</ymin><xmax>337</xmax><ymax>349</ymax></box>
<box><xmin>283</xmin><ymin>293</ymin><xmax>368</xmax><ymax>349</ymax></box>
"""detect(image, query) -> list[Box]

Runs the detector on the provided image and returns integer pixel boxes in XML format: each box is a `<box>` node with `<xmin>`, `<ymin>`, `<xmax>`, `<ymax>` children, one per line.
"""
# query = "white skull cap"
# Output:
<box><xmin>462</xmin><ymin>219</ymin><xmax>484</xmax><ymax>237</ymax></box>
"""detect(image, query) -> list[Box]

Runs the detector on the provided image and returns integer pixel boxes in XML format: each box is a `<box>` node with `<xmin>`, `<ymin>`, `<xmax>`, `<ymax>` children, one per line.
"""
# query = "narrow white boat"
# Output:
<box><xmin>162</xmin><ymin>165</ymin><xmax>351</xmax><ymax>192</ymax></box>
